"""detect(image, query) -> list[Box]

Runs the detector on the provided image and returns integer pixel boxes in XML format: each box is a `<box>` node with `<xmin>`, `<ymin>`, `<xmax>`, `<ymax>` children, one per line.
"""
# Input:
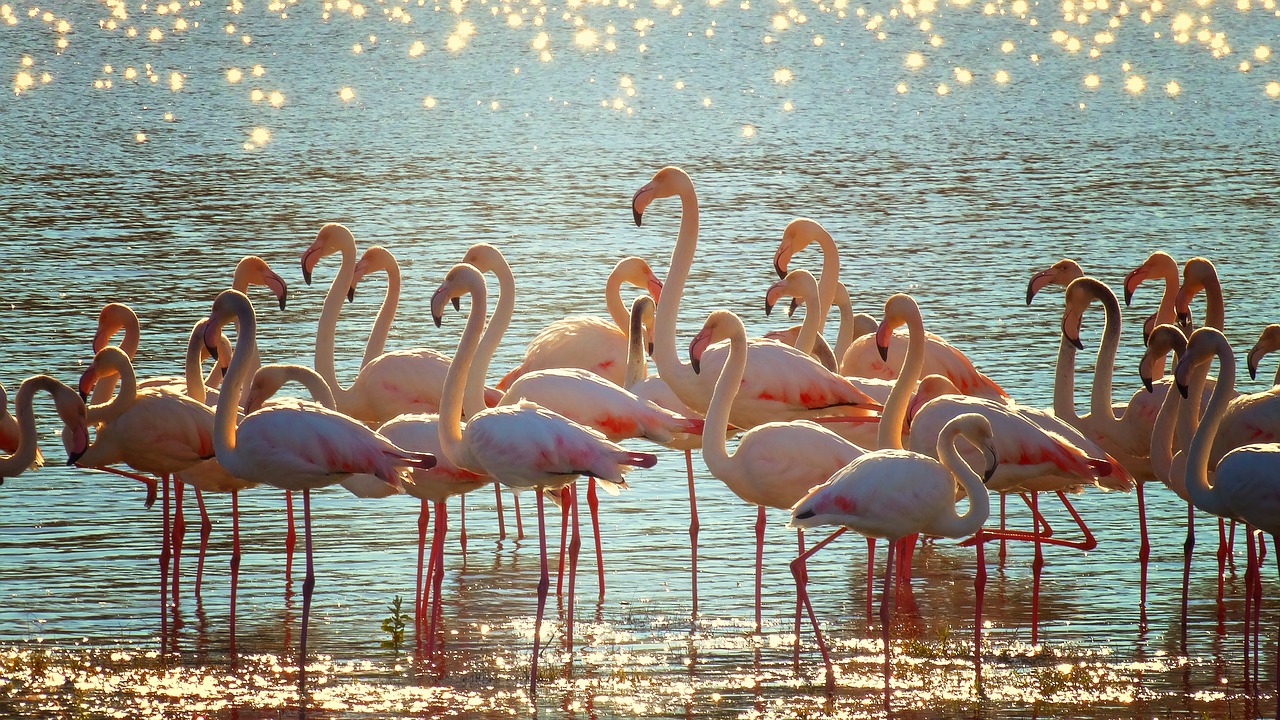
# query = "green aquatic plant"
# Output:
<box><xmin>380</xmin><ymin>595</ymin><xmax>411</xmax><ymax>652</ymax></box>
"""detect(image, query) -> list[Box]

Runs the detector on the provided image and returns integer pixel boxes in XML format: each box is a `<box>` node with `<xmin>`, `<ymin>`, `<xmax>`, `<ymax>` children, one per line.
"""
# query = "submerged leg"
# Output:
<box><xmin>230</xmin><ymin>491</ymin><xmax>241</xmax><ymax>654</ymax></box>
<box><xmin>194</xmin><ymin>489</ymin><xmax>212</xmax><ymax>601</ymax></box>
<box><xmin>789</xmin><ymin>527</ymin><xmax>846</xmax><ymax>679</ymax></box>
<box><xmin>530</xmin><ymin>491</ymin><xmax>550</xmax><ymax>696</ymax></box>
<box><xmin>415</xmin><ymin>499</ymin><xmax>430</xmax><ymax>648</ymax></box>
<box><xmin>1182</xmin><ymin>500</ymin><xmax>1195</xmax><ymax>653</ymax></box>
<box><xmin>686</xmin><ymin>450</ymin><xmax>699</xmax><ymax>617</ymax></box>
<box><xmin>494</xmin><ymin>484</ymin><xmax>507</xmax><ymax>542</ymax></box>
<box><xmin>299</xmin><ymin>489</ymin><xmax>316</xmax><ymax>688</ymax></box>
<box><xmin>172</xmin><ymin>480</ymin><xmax>186</xmax><ymax>605</ymax></box>
<box><xmin>587</xmin><ymin>479</ymin><xmax>605</xmax><ymax>601</ymax></box>
<box><xmin>881</xmin><ymin>539</ymin><xmax>897</xmax><ymax>715</ymax></box>
<box><xmin>1137</xmin><ymin>481</ymin><xmax>1149</xmax><ymax>609</ymax></box>
<box><xmin>755</xmin><ymin>505</ymin><xmax>766</xmax><ymax>634</ymax></box>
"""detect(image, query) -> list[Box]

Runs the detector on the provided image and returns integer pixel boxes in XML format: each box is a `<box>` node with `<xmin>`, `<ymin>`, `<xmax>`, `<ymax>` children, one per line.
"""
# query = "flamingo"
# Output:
<box><xmin>1176</xmin><ymin>326</ymin><xmax>1280</xmax><ymax>713</ymax></box>
<box><xmin>631</xmin><ymin>167</ymin><xmax>882</xmax><ymax>430</ymax></box>
<box><xmin>0</xmin><ymin>381</ymin><xmax>44</xmax><ymax>472</ymax></box>
<box><xmin>202</xmin><ymin>289</ymin><xmax>434</xmax><ymax>681</ymax></box>
<box><xmin>1025</xmin><ymin>258</ymin><xmax>1083</xmax><ymax>305</ymax></box>
<box><xmin>779</xmin><ymin>283</ymin><xmax>877</xmax><ymax>372</ymax></box>
<box><xmin>689</xmin><ymin>309</ymin><xmax>872</xmax><ymax>633</ymax></box>
<box><xmin>1123</xmin><ymin>250</ymin><xmax>1183</xmax><ymax>365</ymax></box>
<box><xmin>431</xmin><ymin>262</ymin><xmax>657</xmax><ymax>695</ymax></box>
<box><xmin>89</xmin><ymin>303</ymin><xmax>230</xmax><ymax>406</ymax></box>
<box><xmin>763</xmin><ymin>268</ymin><xmax>840</xmax><ymax>372</ymax></box>
<box><xmin>624</xmin><ymin>294</ymin><xmax>706</xmax><ymax>612</ymax></box>
<box><xmin>790</xmin><ymin>411</ymin><xmax>996</xmax><ymax>705</ymax></box>
<box><xmin>300</xmin><ymin>223</ymin><xmax>502</xmax><ymax>425</ymax></box>
<box><xmin>0</xmin><ymin>376</ymin><xmax>87</xmax><ymax>481</ymax></box>
<box><xmin>1173</xmin><ymin>256</ymin><xmax>1225</xmax><ymax>331</ymax></box>
<box><xmin>1246</xmin><ymin>324</ymin><xmax>1280</xmax><ymax>388</ymax></box>
<box><xmin>496</xmin><ymin>256</ymin><xmax>664</xmax><ymax>390</ymax></box>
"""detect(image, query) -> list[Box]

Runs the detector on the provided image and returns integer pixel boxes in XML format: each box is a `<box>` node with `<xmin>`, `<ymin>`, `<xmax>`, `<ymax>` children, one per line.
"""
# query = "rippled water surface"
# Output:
<box><xmin>2</xmin><ymin>0</ymin><xmax>1280</xmax><ymax>716</ymax></box>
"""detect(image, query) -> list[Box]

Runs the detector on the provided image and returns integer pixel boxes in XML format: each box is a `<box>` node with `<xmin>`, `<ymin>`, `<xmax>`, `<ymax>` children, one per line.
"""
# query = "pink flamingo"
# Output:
<box><xmin>0</xmin><ymin>381</ymin><xmax>44</xmax><ymax>472</ymax></box>
<box><xmin>1177</xmin><ymin>326</ymin><xmax>1280</xmax><ymax>712</ymax></box>
<box><xmin>763</xmin><ymin>268</ymin><xmax>839</xmax><ymax>371</ymax></box>
<box><xmin>624</xmin><ymin>295</ymin><xmax>706</xmax><ymax>612</ymax></box>
<box><xmin>777</xmin><ymin>281</ymin><xmax>877</xmax><ymax>366</ymax></box>
<box><xmin>0</xmin><ymin>375</ymin><xmax>86</xmax><ymax>481</ymax></box>
<box><xmin>431</xmin><ymin>263</ymin><xmax>657</xmax><ymax>695</ymax></box>
<box><xmin>202</xmin><ymin>289</ymin><xmax>434</xmax><ymax>682</ymax></box>
<box><xmin>690</xmin><ymin>309</ymin><xmax>873</xmax><ymax>635</ymax></box>
<box><xmin>1247</xmin><ymin>324</ymin><xmax>1280</xmax><ymax>387</ymax></box>
<box><xmin>790</xmin><ymin>409</ymin><xmax>995</xmax><ymax>706</ymax></box>
<box><xmin>496</xmin><ymin>256</ymin><xmax>664</xmax><ymax>390</ymax></box>
<box><xmin>1025</xmin><ymin>258</ymin><xmax>1083</xmax><ymax>305</ymax></box>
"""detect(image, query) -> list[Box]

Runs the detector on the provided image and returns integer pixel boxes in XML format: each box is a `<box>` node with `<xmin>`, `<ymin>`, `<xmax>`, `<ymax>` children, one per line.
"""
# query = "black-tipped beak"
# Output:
<box><xmin>1061</xmin><ymin>317</ymin><xmax>1084</xmax><ymax>350</ymax></box>
<box><xmin>432</xmin><ymin>313</ymin><xmax>443</xmax><ymax>328</ymax></box>
<box><xmin>877</xmin><ymin>342</ymin><xmax>889</xmax><ymax>362</ymax></box>
<box><xmin>691</xmin><ymin>357</ymin><xmax>701</xmax><ymax>375</ymax></box>
<box><xmin>788</xmin><ymin>298</ymin><xmax>799</xmax><ymax>318</ymax></box>
<box><xmin>793</xmin><ymin>508</ymin><xmax>815</xmax><ymax>521</ymax></box>
<box><xmin>452</xmin><ymin>297</ymin><xmax>461</xmax><ymax>311</ymax></box>
<box><xmin>1123</xmin><ymin>286</ymin><xmax>1135</xmax><ymax>306</ymax></box>
<box><xmin>1248</xmin><ymin>347</ymin><xmax>1261</xmax><ymax>381</ymax></box>
<box><xmin>347</xmin><ymin>287</ymin><xmax>355</xmax><ymax>303</ymax></box>
<box><xmin>66</xmin><ymin>449</ymin><xmax>84</xmax><ymax>466</ymax></box>
<box><xmin>773</xmin><ymin>260</ymin><xmax>785</xmax><ymax>280</ymax></box>
<box><xmin>302</xmin><ymin>268</ymin><xmax>312</xmax><ymax>285</ymax></box>
<box><xmin>982</xmin><ymin>446</ymin><xmax>998</xmax><ymax>483</ymax></box>
<box><xmin>632</xmin><ymin>208</ymin><xmax>643</xmax><ymax>227</ymax></box>
<box><xmin>1142</xmin><ymin>374</ymin><xmax>1153</xmax><ymax>393</ymax></box>
<box><xmin>1024</xmin><ymin>280</ymin><xmax>1038</xmax><ymax>306</ymax></box>
<box><xmin>647</xmin><ymin>341</ymin><xmax>655</xmax><ymax>357</ymax></box>
<box><xmin>1176</xmin><ymin>309</ymin><xmax>1190</xmax><ymax>326</ymax></box>
<box><xmin>1177</xmin><ymin>381</ymin><xmax>1189</xmax><ymax>399</ymax></box>
<box><xmin>278</xmin><ymin>296</ymin><xmax>287</xmax><ymax>311</ymax></box>
<box><xmin>764</xmin><ymin>299</ymin><xmax>774</xmax><ymax>316</ymax></box>
<box><xmin>207</xmin><ymin>341</ymin><xmax>220</xmax><ymax>361</ymax></box>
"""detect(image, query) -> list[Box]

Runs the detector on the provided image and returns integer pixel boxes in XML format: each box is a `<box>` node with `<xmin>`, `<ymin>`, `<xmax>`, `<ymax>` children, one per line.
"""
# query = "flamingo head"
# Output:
<box><xmin>1246</xmin><ymin>324</ymin><xmax>1280</xmax><ymax>382</ymax></box>
<box><xmin>765</xmin><ymin>269</ymin><xmax>816</xmax><ymax>318</ymax></box>
<box><xmin>1025</xmin><ymin>258</ymin><xmax>1082</xmax><ymax>306</ymax></box>
<box><xmin>630</xmin><ymin>295</ymin><xmax>657</xmax><ymax>357</ymax></box>
<box><xmin>689</xmin><ymin>309</ymin><xmax>743</xmax><ymax>375</ymax></box>
<box><xmin>234</xmin><ymin>255</ymin><xmax>289</xmax><ymax>310</ymax></box>
<box><xmin>1173</xmin><ymin>326</ymin><xmax>1224</xmax><ymax>399</ymax></box>
<box><xmin>301</xmin><ymin>223</ymin><xmax>355</xmax><ymax>285</ymax></box>
<box><xmin>1140</xmin><ymin>324</ymin><xmax>1186</xmax><ymax>393</ymax></box>
<box><xmin>876</xmin><ymin>293</ymin><xmax>917</xmax><ymax>362</ymax></box>
<box><xmin>631</xmin><ymin>166</ymin><xmax>692</xmax><ymax>226</ymax></box>
<box><xmin>461</xmin><ymin>243</ymin><xmax>506</xmax><ymax>276</ymax></box>
<box><xmin>351</xmin><ymin>245</ymin><xmax>396</xmax><ymax>303</ymax></box>
<box><xmin>204</xmin><ymin>290</ymin><xmax>252</xmax><ymax>359</ymax></box>
<box><xmin>950</xmin><ymin>413</ymin><xmax>998</xmax><ymax>483</ymax></box>
<box><xmin>431</xmin><ymin>263</ymin><xmax>485</xmax><ymax>328</ymax></box>
<box><xmin>77</xmin><ymin>347</ymin><xmax>125</xmax><ymax>401</ymax></box>
<box><xmin>613</xmin><ymin>257</ymin><xmax>664</xmax><ymax>305</ymax></box>
<box><xmin>1060</xmin><ymin>277</ymin><xmax>1110</xmax><ymax>351</ymax></box>
<box><xmin>93</xmin><ymin>303</ymin><xmax>137</xmax><ymax>354</ymax></box>
<box><xmin>773</xmin><ymin>218</ymin><xmax>828</xmax><ymax>280</ymax></box>
<box><xmin>1175</xmin><ymin>257</ymin><xmax>1215</xmax><ymax>327</ymax></box>
<box><xmin>1122</xmin><ymin>251</ymin><xmax>1174</xmax><ymax>307</ymax></box>
<box><xmin>244</xmin><ymin>367</ymin><xmax>286</xmax><ymax>415</ymax></box>
<box><xmin>49</xmin><ymin>380</ymin><xmax>89</xmax><ymax>465</ymax></box>
<box><xmin>905</xmin><ymin>374</ymin><xmax>959</xmax><ymax>429</ymax></box>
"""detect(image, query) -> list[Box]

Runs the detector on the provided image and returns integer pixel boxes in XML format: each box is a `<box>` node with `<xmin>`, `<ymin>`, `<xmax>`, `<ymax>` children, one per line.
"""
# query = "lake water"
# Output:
<box><xmin>1</xmin><ymin>0</ymin><xmax>1279</xmax><ymax>716</ymax></box>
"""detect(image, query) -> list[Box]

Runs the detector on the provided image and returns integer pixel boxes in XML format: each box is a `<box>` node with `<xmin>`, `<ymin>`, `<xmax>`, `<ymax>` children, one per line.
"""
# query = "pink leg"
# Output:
<box><xmin>514</xmin><ymin>492</ymin><xmax>525</xmax><ymax>541</ymax></box>
<box><xmin>1218</xmin><ymin>518</ymin><xmax>1229</xmax><ymax>615</ymax></box>
<box><xmin>793</xmin><ymin>529</ymin><xmax>804</xmax><ymax>666</ymax></box>
<box><xmin>974</xmin><ymin>532</ymin><xmax>987</xmax><ymax>695</ymax></box>
<box><xmin>1253</xmin><ymin>534</ymin><xmax>1264</xmax><ymax>691</ymax></box>
<box><xmin>299</xmin><ymin>489</ymin><xmax>316</xmax><ymax>687</ymax></box>
<box><xmin>530</xmin><ymin>491</ymin><xmax>550</xmax><ymax>695</ymax></box>
<box><xmin>160</xmin><ymin>474</ymin><xmax>171</xmax><ymax>632</ymax></box>
<box><xmin>1137</xmin><ymin>481</ymin><xmax>1149</xmax><ymax>609</ymax></box>
<box><xmin>755</xmin><ymin>505</ymin><xmax>766</xmax><ymax>633</ymax></box>
<box><xmin>566</xmin><ymin>484</ymin><xmax>581</xmax><ymax>651</ymax></box>
<box><xmin>866</xmin><ymin>537</ymin><xmax>876</xmax><ymax>622</ymax></box>
<box><xmin>1181</xmin><ymin>500</ymin><xmax>1195</xmax><ymax>653</ymax></box>
<box><xmin>998</xmin><ymin>493</ymin><xmax>1007</xmax><ymax>566</ymax></box>
<box><xmin>557</xmin><ymin>489</ymin><xmax>570</xmax><ymax>598</ymax></box>
<box><xmin>284</xmin><ymin>491</ymin><xmax>296</xmax><ymax>584</ymax></box>
<box><xmin>881</xmin><ymin>538</ymin><xmax>897</xmax><ymax>714</ymax></box>
<box><xmin>587</xmin><ymin>479</ymin><xmax>604</xmax><ymax>601</ymax></box>
<box><xmin>172</xmin><ymin>479</ymin><xmax>185</xmax><ymax>605</ymax></box>
<box><xmin>1244</xmin><ymin>526</ymin><xmax>1256</xmax><ymax>695</ymax></box>
<box><xmin>494</xmin><ymin>484</ymin><xmax>507</xmax><ymax>542</ymax></box>
<box><xmin>415</xmin><ymin>499</ymin><xmax>429</xmax><ymax>648</ymax></box>
<box><xmin>458</xmin><ymin>495</ymin><xmax>467</xmax><ymax>555</ymax></box>
<box><xmin>230</xmin><ymin>491</ymin><xmax>240</xmax><ymax>654</ymax></box>
<box><xmin>428</xmin><ymin>500</ymin><xmax>447</xmax><ymax>657</ymax></box>
<box><xmin>1031</xmin><ymin>492</ymin><xmax>1043</xmax><ymax>647</ymax></box>
<box><xmin>1273</xmin><ymin>534</ymin><xmax>1279</xmax><ymax>720</ymax></box>
<box><xmin>686</xmin><ymin>450</ymin><xmax>699</xmax><ymax>617</ymax></box>
<box><xmin>194</xmin><ymin>489</ymin><xmax>211</xmax><ymax>602</ymax></box>
<box><xmin>1228</xmin><ymin>519</ymin><xmax>1237</xmax><ymax>570</ymax></box>
<box><xmin>789</xmin><ymin>527</ymin><xmax>847</xmax><ymax>680</ymax></box>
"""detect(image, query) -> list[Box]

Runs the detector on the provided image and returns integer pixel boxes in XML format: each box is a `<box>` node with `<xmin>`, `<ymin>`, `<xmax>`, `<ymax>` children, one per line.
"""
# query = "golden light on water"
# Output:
<box><xmin>994</xmin><ymin>69</ymin><xmax>1010</xmax><ymax>83</ymax></box>
<box><xmin>268</xmin><ymin>90</ymin><xmax>285</xmax><ymax>107</ymax></box>
<box><xmin>1084</xmin><ymin>73</ymin><xmax>1101</xmax><ymax>87</ymax></box>
<box><xmin>575</xmin><ymin>27</ymin><xmax>599</xmax><ymax>47</ymax></box>
<box><xmin>1165</xmin><ymin>80</ymin><xmax>1181</xmax><ymax>95</ymax></box>
<box><xmin>1266</xmin><ymin>80</ymin><xmax>1280</xmax><ymax>96</ymax></box>
<box><xmin>1257</xmin><ymin>45</ymin><xmax>1272</xmax><ymax>59</ymax></box>
<box><xmin>954</xmin><ymin>67</ymin><xmax>973</xmax><ymax>83</ymax></box>
<box><xmin>936</xmin><ymin>82</ymin><xmax>950</xmax><ymax>94</ymax></box>
<box><xmin>896</xmin><ymin>81</ymin><xmax>908</xmax><ymax>92</ymax></box>
<box><xmin>741</xmin><ymin>123</ymin><xmax>756</xmax><ymax>136</ymax></box>
<box><xmin>905</xmin><ymin>51</ymin><xmax>925</xmax><ymax>69</ymax></box>
<box><xmin>409</xmin><ymin>39</ymin><xmax>426</xmax><ymax>56</ymax></box>
<box><xmin>226</xmin><ymin>67</ymin><xmax>243</xmax><ymax>83</ymax></box>
<box><xmin>168</xmin><ymin>71</ymin><xmax>184</xmax><ymax>91</ymax></box>
<box><xmin>251</xmin><ymin>65</ymin><xmax>265</xmax><ymax>77</ymax></box>
<box><xmin>773</xmin><ymin>67</ymin><xmax>794</xmax><ymax>83</ymax></box>
<box><xmin>1125</xmin><ymin>74</ymin><xmax>1146</xmax><ymax>93</ymax></box>
<box><xmin>338</xmin><ymin>86</ymin><xmax>356</xmax><ymax>102</ymax></box>
<box><xmin>782</xmin><ymin>99</ymin><xmax>794</xmax><ymax>110</ymax></box>
<box><xmin>423</xmin><ymin>95</ymin><xmax>437</xmax><ymax>108</ymax></box>
<box><xmin>250</xmin><ymin>88</ymin><xmax>265</xmax><ymax>102</ymax></box>
<box><xmin>13</xmin><ymin>70</ymin><xmax>34</xmax><ymax>94</ymax></box>
<box><xmin>250</xmin><ymin>127</ymin><xmax>270</xmax><ymax>145</ymax></box>
<box><xmin>135</xmin><ymin>132</ymin><xmax>146</xmax><ymax>142</ymax></box>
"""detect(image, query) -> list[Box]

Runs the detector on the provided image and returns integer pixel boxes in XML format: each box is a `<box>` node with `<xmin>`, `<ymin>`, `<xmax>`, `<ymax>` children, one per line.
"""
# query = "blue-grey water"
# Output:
<box><xmin>1</xmin><ymin>0</ymin><xmax>1279</xmax><ymax>716</ymax></box>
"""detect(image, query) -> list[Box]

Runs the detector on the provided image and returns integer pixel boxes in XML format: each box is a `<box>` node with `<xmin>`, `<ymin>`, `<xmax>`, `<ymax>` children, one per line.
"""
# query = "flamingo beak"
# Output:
<box><xmin>1122</xmin><ymin>265</ymin><xmax>1147</xmax><ymax>306</ymax></box>
<box><xmin>981</xmin><ymin>443</ymin><xmax>998</xmax><ymax>484</ymax></box>
<box><xmin>1174</xmin><ymin>287</ymin><xmax>1191</xmax><ymax>326</ymax></box>
<box><xmin>452</xmin><ymin>297</ymin><xmax>461</xmax><ymax>311</ymax></box>
<box><xmin>1247</xmin><ymin>344</ymin><xmax>1263</xmax><ymax>381</ymax></box>
<box><xmin>1060</xmin><ymin>311</ymin><xmax>1085</xmax><ymax>351</ymax></box>
<box><xmin>788</xmin><ymin>297</ymin><xmax>800</xmax><ymax>318</ymax></box>
<box><xmin>77</xmin><ymin>369</ymin><xmax>96</xmax><ymax>402</ymax></box>
<box><xmin>631</xmin><ymin>183</ymin><xmax>656</xmax><ymax>227</ymax></box>
<box><xmin>265</xmin><ymin>272</ymin><xmax>288</xmax><ymax>310</ymax></box>
<box><xmin>773</xmin><ymin>243</ymin><xmax>793</xmax><ymax>280</ymax></box>
<box><xmin>1140</xmin><ymin>367</ymin><xmax>1153</xmax><ymax>393</ymax></box>
<box><xmin>1025</xmin><ymin>269</ymin><xmax>1054</xmax><ymax>306</ymax></box>
<box><xmin>300</xmin><ymin>246</ymin><xmax>318</xmax><ymax>286</ymax></box>
<box><xmin>647</xmin><ymin>275</ymin><xmax>664</xmax><ymax>304</ymax></box>
<box><xmin>430</xmin><ymin>286</ymin><xmax>450</xmax><ymax>328</ymax></box>
<box><xmin>689</xmin><ymin>328</ymin><xmax>711</xmax><ymax>375</ymax></box>
<box><xmin>874</xmin><ymin>321</ymin><xmax>893</xmax><ymax>362</ymax></box>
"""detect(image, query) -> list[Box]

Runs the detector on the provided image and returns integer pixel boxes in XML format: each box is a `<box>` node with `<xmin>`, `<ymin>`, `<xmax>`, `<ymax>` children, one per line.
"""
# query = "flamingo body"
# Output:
<box><xmin>501</xmin><ymin>368</ymin><xmax>700</xmax><ymax>443</ymax></box>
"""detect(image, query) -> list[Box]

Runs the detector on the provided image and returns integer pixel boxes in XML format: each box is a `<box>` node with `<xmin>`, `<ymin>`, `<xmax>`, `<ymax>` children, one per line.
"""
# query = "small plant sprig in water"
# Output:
<box><xmin>380</xmin><ymin>595</ymin><xmax>411</xmax><ymax>652</ymax></box>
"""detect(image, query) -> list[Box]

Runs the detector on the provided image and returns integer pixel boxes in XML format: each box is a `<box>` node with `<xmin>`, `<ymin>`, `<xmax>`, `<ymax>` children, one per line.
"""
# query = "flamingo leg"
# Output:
<box><xmin>998</xmin><ymin>493</ymin><xmax>1007</xmax><ymax>566</ymax></box>
<box><xmin>789</xmin><ymin>527</ymin><xmax>846</xmax><ymax>680</ymax></box>
<box><xmin>587</xmin><ymin>478</ymin><xmax>604</xmax><ymax>601</ymax></box>
<box><xmin>1137</xmin><ymin>481</ymin><xmax>1149</xmax><ymax>609</ymax></box>
<box><xmin>172</xmin><ymin>479</ymin><xmax>185</xmax><ymax>606</ymax></box>
<box><xmin>974</xmin><ymin>531</ymin><xmax>987</xmax><ymax>697</ymax></box>
<box><xmin>755</xmin><ymin>505</ymin><xmax>766</xmax><ymax>634</ymax></box>
<box><xmin>194</xmin><ymin>489</ymin><xmax>211</xmax><ymax>602</ymax></box>
<box><xmin>1218</xmin><ymin>518</ymin><xmax>1229</xmax><ymax>615</ymax></box>
<box><xmin>428</xmin><ymin>500</ymin><xmax>447</xmax><ymax>658</ymax></box>
<box><xmin>557</xmin><ymin>489</ymin><xmax>570</xmax><ymax>598</ymax></box>
<box><xmin>566</xmin><ymin>484</ymin><xmax>581</xmax><ymax>652</ymax></box>
<box><xmin>685</xmin><ymin>449</ymin><xmax>699</xmax><ymax>618</ymax></box>
<box><xmin>230</xmin><ymin>490</ymin><xmax>240</xmax><ymax>655</ymax></box>
<box><xmin>530</xmin><ymin>490</ymin><xmax>550</xmax><ymax>696</ymax></box>
<box><xmin>1228</xmin><ymin>519</ymin><xmax>1237</xmax><ymax>571</ymax></box>
<box><xmin>514</xmin><ymin>492</ymin><xmax>525</xmax><ymax>541</ymax></box>
<box><xmin>1273</xmin><ymin>533</ymin><xmax>1279</xmax><ymax>720</ymax></box>
<box><xmin>284</xmin><ymin>490</ymin><xmax>296</xmax><ymax>584</ymax></box>
<box><xmin>866</xmin><ymin>537</ymin><xmax>876</xmax><ymax>622</ymax></box>
<box><xmin>494</xmin><ymin>484</ymin><xmax>507</xmax><ymax>541</ymax></box>
<box><xmin>160</xmin><ymin>474</ymin><xmax>171</xmax><ymax>633</ymax></box>
<box><xmin>299</xmin><ymin>489</ymin><xmax>315</xmax><ymax>687</ymax></box>
<box><xmin>1244</xmin><ymin>526</ymin><xmax>1256</xmax><ymax>696</ymax></box>
<box><xmin>415</xmin><ymin>499</ymin><xmax>429</xmax><ymax>649</ymax></box>
<box><xmin>92</xmin><ymin>466</ymin><xmax>158</xmax><ymax>507</ymax></box>
<box><xmin>1252</xmin><ymin>533</ymin><xmax>1264</xmax><ymax>692</ymax></box>
<box><xmin>458</xmin><ymin>495</ymin><xmax>467</xmax><ymax>556</ymax></box>
<box><xmin>1031</xmin><ymin>492</ymin><xmax>1043</xmax><ymax>647</ymax></box>
<box><xmin>1181</xmin><ymin>500</ymin><xmax>1195</xmax><ymax>653</ymax></box>
<box><xmin>793</xmin><ymin>529</ymin><xmax>804</xmax><ymax>666</ymax></box>
<box><xmin>881</xmin><ymin>538</ymin><xmax>897</xmax><ymax>714</ymax></box>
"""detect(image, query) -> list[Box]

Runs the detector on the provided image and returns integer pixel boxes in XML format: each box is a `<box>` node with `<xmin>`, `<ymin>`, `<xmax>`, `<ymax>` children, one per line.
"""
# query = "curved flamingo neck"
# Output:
<box><xmin>653</xmin><ymin>185</ymin><xmax>703</xmax><ymax>411</ymax></box>
<box><xmin>0</xmin><ymin>377</ymin><xmax>64</xmax><ymax>475</ymax></box>
<box><xmin>832</xmin><ymin>285</ymin><xmax>855</xmax><ymax>361</ymax></box>
<box><xmin>212</xmin><ymin>295</ymin><xmax>258</xmax><ymax>465</ymax></box>
<box><xmin>1184</xmin><ymin>332</ymin><xmax>1236</xmax><ymax>519</ymax></box>
<box><xmin>1086</xmin><ymin>285</ymin><xmax>1124</xmax><ymax>430</ymax></box>
<box><xmin>1202</xmin><ymin>275</ymin><xmax>1224</xmax><ymax>331</ymax></box>
<box><xmin>256</xmin><ymin>365</ymin><xmax>337</xmax><ymax>410</ymax></box>
<box><xmin>927</xmin><ymin>419</ymin><xmax>991</xmax><ymax>538</ymax></box>
<box><xmin>1149</xmin><ymin>346</ymin><xmax>1182</xmax><ymax>485</ymax></box>
<box><xmin>811</xmin><ymin>229</ymin><xmax>840</xmax><ymax>338</ymax></box>
<box><xmin>878</xmin><ymin>304</ymin><xmax>925</xmax><ymax>450</ymax></box>
<box><xmin>183</xmin><ymin>321</ymin><xmax>211</xmax><ymax>404</ymax></box>
<box><xmin>1154</xmin><ymin>266</ymin><xmax>1179</xmax><ymax>328</ymax></box>
<box><xmin>604</xmin><ymin>269</ymin><xmax>631</xmax><ymax>334</ymax></box>
<box><xmin>467</xmin><ymin>254</ymin><xmax>514</xmax><ymax>418</ymax></box>
<box><xmin>361</xmin><ymin>255</ymin><xmax>401</xmax><ymax>367</ymax></box>
<box><xmin>1053</xmin><ymin>334</ymin><xmax>1080</xmax><ymax>426</ymax></box>
<box><xmin>624</xmin><ymin>300</ymin><xmax>652</xmax><ymax>391</ymax></box>
<box><xmin>87</xmin><ymin>348</ymin><xmax>137</xmax><ymax>425</ymax></box>
<box><xmin>791</xmin><ymin>276</ymin><xmax>823</xmax><ymax>358</ymax></box>
<box><xmin>701</xmin><ymin>317</ymin><xmax>746</xmax><ymax>484</ymax></box>
<box><xmin>89</xmin><ymin>310</ymin><xmax>139</xmax><ymax>407</ymax></box>
<box><xmin>315</xmin><ymin>238</ymin><xmax>358</xmax><ymax>406</ymax></box>
<box><xmin>437</xmin><ymin>273</ymin><xmax>488</xmax><ymax>474</ymax></box>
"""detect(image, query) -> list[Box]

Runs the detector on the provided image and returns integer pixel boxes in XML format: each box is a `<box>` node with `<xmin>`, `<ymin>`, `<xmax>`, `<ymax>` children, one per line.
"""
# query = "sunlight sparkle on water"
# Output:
<box><xmin>338</xmin><ymin>86</ymin><xmax>356</xmax><ymax>101</ymax></box>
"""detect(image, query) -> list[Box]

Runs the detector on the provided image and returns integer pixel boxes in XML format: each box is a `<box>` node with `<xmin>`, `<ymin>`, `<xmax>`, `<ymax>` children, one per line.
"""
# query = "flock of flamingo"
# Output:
<box><xmin>3</xmin><ymin>166</ymin><xmax>1279</xmax><ymax>711</ymax></box>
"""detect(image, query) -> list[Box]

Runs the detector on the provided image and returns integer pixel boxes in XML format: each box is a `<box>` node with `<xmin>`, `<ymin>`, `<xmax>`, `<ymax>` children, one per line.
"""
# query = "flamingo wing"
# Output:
<box><xmin>499</xmin><ymin>316</ymin><xmax>628</xmax><ymax>389</ymax></box>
